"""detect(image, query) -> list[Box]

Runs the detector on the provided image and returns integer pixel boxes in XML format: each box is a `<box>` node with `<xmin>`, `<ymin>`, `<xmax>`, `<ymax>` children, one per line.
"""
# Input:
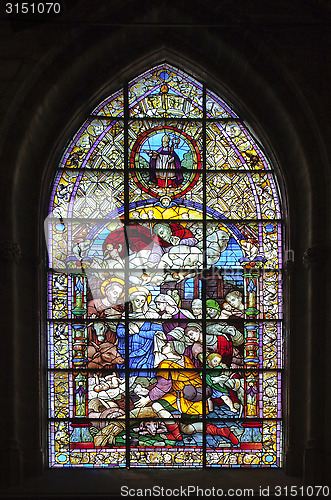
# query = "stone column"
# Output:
<box><xmin>0</xmin><ymin>241</ymin><xmax>23</xmax><ymax>487</ymax></box>
<box><xmin>303</xmin><ymin>246</ymin><xmax>325</xmax><ymax>484</ymax></box>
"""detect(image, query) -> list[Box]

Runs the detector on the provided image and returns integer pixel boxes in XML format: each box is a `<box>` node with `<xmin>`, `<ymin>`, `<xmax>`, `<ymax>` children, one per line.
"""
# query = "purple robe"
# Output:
<box><xmin>162</xmin><ymin>310</ymin><xmax>190</xmax><ymax>335</ymax></box>
<box><xmin>149</xmin><ymin>148</ymin><xmax>183</xmax><ymax>185</ymax></box>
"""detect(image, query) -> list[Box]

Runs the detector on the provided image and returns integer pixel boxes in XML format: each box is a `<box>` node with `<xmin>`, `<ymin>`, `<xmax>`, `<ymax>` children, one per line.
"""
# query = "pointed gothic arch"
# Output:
<box><xmin>45</xmin><ymin>63</ymin><xmax>285</xmax><ymax>469</ymax></box>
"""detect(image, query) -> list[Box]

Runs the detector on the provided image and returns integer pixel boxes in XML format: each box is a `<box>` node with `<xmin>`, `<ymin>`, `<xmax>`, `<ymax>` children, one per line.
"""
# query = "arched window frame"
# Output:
<box><xmin>45</xmin><ymin>63</ymin><xmax>285</xmax><ymax>470</ymax></box>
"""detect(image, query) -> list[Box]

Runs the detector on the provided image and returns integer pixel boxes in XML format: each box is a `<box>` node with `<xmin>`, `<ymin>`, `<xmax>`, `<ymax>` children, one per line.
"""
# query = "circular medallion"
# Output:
<box><xmin>55</xmin><ymin>452</ymin><xmax>69</xmax><ymax>464</ymax></box>
<box><xmin>262</xmin><ymin>453</ymin><xmax>276</xmax><ymax>465</ymax></box>
<box><xmin>130</xmin><ymin>126</ymin><xmax>201</xmax><ymax>201</ymax></box>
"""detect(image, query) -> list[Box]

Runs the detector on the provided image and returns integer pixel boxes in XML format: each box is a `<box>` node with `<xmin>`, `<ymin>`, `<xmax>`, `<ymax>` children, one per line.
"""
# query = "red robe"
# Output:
<box><xmin>102</xmin><ymin>224</ymin><xmax>153</xmax><ymax>258</ymax></box>
<box><xmin>216</xmin><ymin>335</ymin><xmax>233</xmax><ymax>367</ymax></box>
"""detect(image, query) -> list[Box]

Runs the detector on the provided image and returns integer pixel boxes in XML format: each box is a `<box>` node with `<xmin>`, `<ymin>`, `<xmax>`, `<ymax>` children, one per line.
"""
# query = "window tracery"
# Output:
<box><xmin>45</xmin><ymin>64</ymin><xmax>283</xmax><ymax>468</ymax></box>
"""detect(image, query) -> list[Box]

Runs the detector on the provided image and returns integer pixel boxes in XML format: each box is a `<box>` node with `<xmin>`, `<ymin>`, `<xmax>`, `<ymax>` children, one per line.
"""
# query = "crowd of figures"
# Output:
<box><xmin>74</xmin><ymin>219</ymin><xmax>256</xmax><ymax>449</ymax></box>
<box><xmin>71</xmin><ymin>219</ymin><xmax>264</xmax><ymax>273</ymax></box>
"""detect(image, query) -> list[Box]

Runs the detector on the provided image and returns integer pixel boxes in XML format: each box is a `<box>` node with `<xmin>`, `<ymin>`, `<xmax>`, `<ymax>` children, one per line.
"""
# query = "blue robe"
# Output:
<box><xmin>116</xmin><ymin>322</ymin><xmax>162</xmax><ymax>376</ymax></box>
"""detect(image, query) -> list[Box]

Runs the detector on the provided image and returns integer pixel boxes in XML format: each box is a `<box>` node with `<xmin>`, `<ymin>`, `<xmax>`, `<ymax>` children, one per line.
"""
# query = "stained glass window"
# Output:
<box><xmin>45</xmin><ymin>64</ymin><xmax>283</xmax><ymax>468</ymax></box>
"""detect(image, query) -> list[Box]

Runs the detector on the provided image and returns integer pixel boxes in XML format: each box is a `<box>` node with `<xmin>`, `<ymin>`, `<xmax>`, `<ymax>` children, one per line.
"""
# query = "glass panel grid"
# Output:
<box><xmin>47</xmin><ymin>65</ymin><xmax>284</xmax><ymax>469</ymax></box>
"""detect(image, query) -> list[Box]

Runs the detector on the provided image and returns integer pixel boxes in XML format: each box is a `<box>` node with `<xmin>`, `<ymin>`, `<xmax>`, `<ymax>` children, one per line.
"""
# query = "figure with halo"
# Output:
<box><xmin>147</xmin><ymin>134</ymin><xmax>183</xmax><ymax>188</ymax></box>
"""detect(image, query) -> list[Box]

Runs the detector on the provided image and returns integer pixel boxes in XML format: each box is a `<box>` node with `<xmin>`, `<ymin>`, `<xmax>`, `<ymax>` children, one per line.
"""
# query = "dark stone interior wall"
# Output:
<box><xmin>0</xmin><ymin>0</ymin><xmax>330</xmax><ymax>495</ymax></box>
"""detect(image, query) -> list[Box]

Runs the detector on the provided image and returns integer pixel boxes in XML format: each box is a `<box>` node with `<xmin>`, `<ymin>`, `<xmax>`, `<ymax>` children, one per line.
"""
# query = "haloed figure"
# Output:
<box><xmin>116</xmin><ymin>287</ymin><xmax>162</xmax><ymax>375</ymax></box>
<box><xmin>148</xmin><ymin>134</ymin><xmax>183</xmax><ymax>188</ymax></box>
<box><xmin>87</xmin><ymin>278</ymin><xmax>125</xmax><ymax>319</ymax></box>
